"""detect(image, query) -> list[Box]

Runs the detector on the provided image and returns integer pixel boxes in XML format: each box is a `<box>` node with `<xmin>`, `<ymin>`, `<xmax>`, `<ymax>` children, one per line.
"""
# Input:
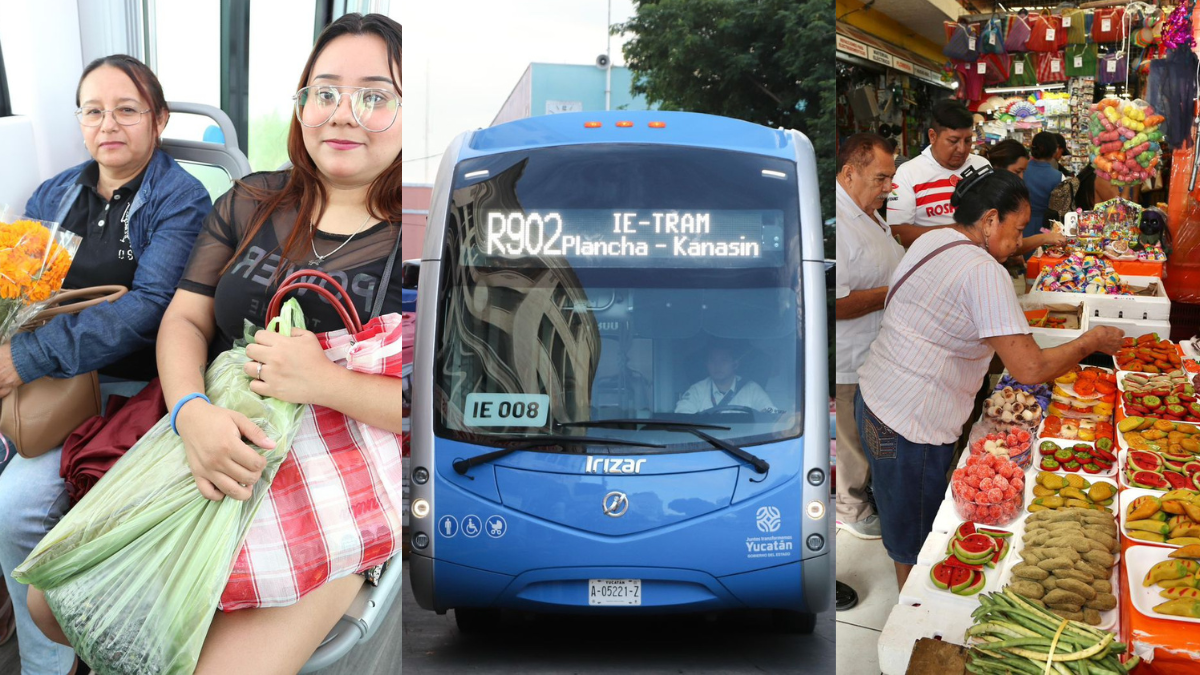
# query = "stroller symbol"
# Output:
<box><xmin>486</xmin><ymin>516</ymin><xmax>508</xmax><ymax>538</ymax></box>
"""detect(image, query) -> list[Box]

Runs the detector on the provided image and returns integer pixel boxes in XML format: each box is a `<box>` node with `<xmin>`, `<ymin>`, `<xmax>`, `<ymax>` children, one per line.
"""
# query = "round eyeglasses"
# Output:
<box><xmin>293</xmin><ymin>85</ymin><xmax>401</xmax><ymax>133</ymax></box>
<box><xmin>76</xmin><ymin>107</ymin><xmax>151</xmax><ymax>127</ymax></box>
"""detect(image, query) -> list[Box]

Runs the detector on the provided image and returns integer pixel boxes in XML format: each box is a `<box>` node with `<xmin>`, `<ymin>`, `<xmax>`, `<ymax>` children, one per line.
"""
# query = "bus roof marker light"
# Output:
<box><xmin>648</xmin><ymin>121</ymin><xmax>666</xmax><ymax>128</ymax></box>
<box><xmin>412</xmin><ymin>498</ymin><xmax>430</xmax><ymax>519</ymax></box>
<box><xmin>464</xmin><ymin>170</ymin><xmax>490</xmax><ymax>179</ymax></box>
<box><xmin>761</xmin><ymin>169</ymin><xmax>787</xmax><ymax>180</ymax></box>
<box><xmin>584</xmin><ymin>121</ymin><xmax>603</xmax><ymax>128</ymax></box>
<box><xmin>615</xmin><ymin>121</ymin><xmax>634</xmax><ymax>128</ymax></box>
<box><xmin>806</xmin><ymin>500</ymin><xmax>826</xmax><ymax>520</ymax></box>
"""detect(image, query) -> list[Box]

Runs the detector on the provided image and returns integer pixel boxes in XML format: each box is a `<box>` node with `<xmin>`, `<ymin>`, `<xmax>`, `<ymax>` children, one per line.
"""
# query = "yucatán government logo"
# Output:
<box><xmin>756</xmin><ymin>506</ymin><xmax>782</xmax><ymax>533</ymax></box>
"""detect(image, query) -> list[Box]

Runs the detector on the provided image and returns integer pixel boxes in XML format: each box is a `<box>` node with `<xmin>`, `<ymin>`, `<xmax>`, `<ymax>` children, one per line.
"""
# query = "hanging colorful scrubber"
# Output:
<box><xmin>1162</xmin><ymin>0</ymin><xmax>1196</xmax><ymax>50</ymax></box>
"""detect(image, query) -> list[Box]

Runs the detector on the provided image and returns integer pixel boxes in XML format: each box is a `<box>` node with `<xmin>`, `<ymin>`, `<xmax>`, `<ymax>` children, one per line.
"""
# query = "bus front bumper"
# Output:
<box><xmin>411</xmin><ymin>553</ymin><xmax>830</xmax><ymax>615</ymax></box>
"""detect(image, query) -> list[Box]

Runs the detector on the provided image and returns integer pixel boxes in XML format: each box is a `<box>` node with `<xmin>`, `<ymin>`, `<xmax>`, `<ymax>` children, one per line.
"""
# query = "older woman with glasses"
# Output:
<box><xmin>27</xmin><ymin>14</ymin><xmax>404</xmax><ymax>674</ymax></box>
<box><xmin>0</xmin><ymin>54</ymin><xmax>210</xmax><ymax>675</ymax></box>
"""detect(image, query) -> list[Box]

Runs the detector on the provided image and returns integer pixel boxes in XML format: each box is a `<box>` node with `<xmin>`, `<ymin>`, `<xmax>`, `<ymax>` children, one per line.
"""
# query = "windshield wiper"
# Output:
<box><xmin>452</xmin><ymin>435</ymin><xmax>666</xmax><ymax>475</ymax></box>
<box><xmin>561</xmin><ymin>419</ymin><xmax>770</xmax><ymax>474</ymax></box>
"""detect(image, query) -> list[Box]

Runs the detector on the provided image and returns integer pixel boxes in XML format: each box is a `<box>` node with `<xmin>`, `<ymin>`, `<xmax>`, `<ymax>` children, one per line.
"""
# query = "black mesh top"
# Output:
<box><xmin>179</xmin><ymin>171</ymin><xmax>402</xmax><ymax>358</ymax></box>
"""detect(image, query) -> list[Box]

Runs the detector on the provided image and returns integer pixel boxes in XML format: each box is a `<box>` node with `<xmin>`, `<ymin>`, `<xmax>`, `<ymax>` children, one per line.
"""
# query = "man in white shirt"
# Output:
<box><xmin>835</xmin><ymin>133</ymin><xmax>905</xmax><ymax>540</ymax></box>
<box><xmin>675</xmin><ymin>345</ymin><xmax>775</xmax><ymax>414</ymax></box>
<box><xmin>888</xmin><ymin>99</ymin><xmax>992</xmax><ymax>246</ymax></box>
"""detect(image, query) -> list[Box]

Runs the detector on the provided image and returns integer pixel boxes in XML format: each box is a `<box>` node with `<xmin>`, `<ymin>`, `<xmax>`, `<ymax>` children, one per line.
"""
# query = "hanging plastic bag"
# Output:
<box><xmin>1005</xmin><ymin>53</ymin><xmax>1037</xmax><ymax>87</ymax></box>
<box><xmin>1036</xmin><ymin>51</ymin><xmax>1069</xmax><ymax>83</ymax></box>
<box><xmin>1093</xmin><ymin>7</ymin><xmax>1127</xmax><ymax>43</ymax></box>
<box><xmin>1026</xmin><ymin>12</ymin><xmax>1065</xmax><ymax>53</ymax></box>
<box><xmin>12</xmin><ymin>300</ymin><xmax>308</xmax><ymax>675</ymax></box>
<box><xmin>1096</xmin><ymin>50</ymin><xmax>1128</xmax><ymax>85</ymax></box>
<box><xmin>978</xmin><ymin>53</ymin><xmax>1010</xmax><ymax>85</ymax></box>
<box><xmin>1005</xmin><ymin>12</ymin><xmax>1032</xmax><ymax>52</ymax></box>
<box><xmin>980</xmin><ymin>15</ymin><xmax>1007</xmax><ymax>54</ymax></box>
<box><xmin>944</xmin><ymin>21</ymin><xmax>980</xmax><ymax>61</ymax></box>
<box><xmin>1063</xmin><ymin>8</ymin><xmax>1088</xmax><ymax>44</ymax></box>
<box><xmin>1065</xmin><ymin>44</ymin><xmax>1098</xmax><ymax>78</ymax></box>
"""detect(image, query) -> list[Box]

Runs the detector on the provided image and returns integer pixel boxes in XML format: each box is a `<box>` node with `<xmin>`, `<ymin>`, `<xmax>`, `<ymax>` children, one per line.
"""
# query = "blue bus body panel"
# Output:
<box><xmin>426</xmin><ymin>437</ymin><xmax>804</xmax><ymax>611</ymax></box>
<box><xmin>462</xmin><ymin>111</ymin><xmax>797</xmax><ymax>162</ymax></box>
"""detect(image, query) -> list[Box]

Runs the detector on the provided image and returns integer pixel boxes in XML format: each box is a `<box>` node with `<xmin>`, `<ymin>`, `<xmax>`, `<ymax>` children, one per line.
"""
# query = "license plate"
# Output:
<box><xmin>588</xmin><ymin>579</ymin><xmax>642</xmax><ymax>606</ymax></box>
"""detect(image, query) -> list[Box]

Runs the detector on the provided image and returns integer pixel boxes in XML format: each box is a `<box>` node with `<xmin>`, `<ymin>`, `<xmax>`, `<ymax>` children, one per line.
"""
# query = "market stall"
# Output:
<box><xmin>871</xmin><ymin>3</ymin><xmax>1200</xmax><ymax>673</ymax></box>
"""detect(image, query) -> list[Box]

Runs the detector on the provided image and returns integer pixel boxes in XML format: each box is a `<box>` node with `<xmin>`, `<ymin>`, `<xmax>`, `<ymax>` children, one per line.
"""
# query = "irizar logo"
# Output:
<box><xmin>585</xmin><ymin>457</ymin><xmax>646</xmax><ymax>474</ymax></box>
<box><xmin>756</xmin><ymin>506</ymin><xmax>782</xmax><ymax>533</ymax></box>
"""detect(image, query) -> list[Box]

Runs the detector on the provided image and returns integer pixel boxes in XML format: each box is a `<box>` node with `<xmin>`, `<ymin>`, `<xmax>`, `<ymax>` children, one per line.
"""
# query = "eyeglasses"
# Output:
<box><xmin>293</xmin><ymin>85</ymin><xmax>401</xmax><ymax>133</ymax></box>
<box><xmin>76</xmin><ymin>107</ymin><xmax>152</xmax><ymax>127</ymax></box>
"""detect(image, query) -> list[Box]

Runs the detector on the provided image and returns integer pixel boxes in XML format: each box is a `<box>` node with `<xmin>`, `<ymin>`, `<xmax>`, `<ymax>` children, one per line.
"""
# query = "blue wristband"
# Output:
<box><xmin>171</xmin><ymin>393</ymin><xmax>211</xmax><ymax>435</ymax></box>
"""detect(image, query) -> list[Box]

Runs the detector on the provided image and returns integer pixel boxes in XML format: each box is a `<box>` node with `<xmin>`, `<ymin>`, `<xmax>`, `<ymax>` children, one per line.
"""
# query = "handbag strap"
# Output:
<box><xmin>885</xmin><ymin>240</ymin><xmax>975</xmax><ymax>308</ymax></box>
<box><xmin>369</xmin><ymin>226</ymin><xmax>402</xmax><ymax>320</ymax></box>
<box><xmin>24</xmin><ymin>285</ymin><xmax>128</xmax><ymax>328</ymax></box>
<box><xmin>267</xmin><ymin>270</ymin><xmax>364</xmax><ymax>333</ymax></box>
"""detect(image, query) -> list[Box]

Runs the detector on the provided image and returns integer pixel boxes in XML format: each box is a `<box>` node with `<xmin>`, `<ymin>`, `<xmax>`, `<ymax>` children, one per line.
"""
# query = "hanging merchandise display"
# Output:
<box><xmin>1066</xmin><ymin>43</ymin><xmax>1099</xmax><ymax>77</ymax></box>
<box><xmin>1005</xmin><ymin>53</ymin><xmax>1037</xmax><ymax>87</ymax></box>
<box><xmin>1064</xmin><ymin>7</ymin><xmax>1087</xmax><ymax>44</ymax></box>
<box><xmin>1027</xmin><ymin>11</ymin><xmax>1067</xmax><ymax>53</ymax></box>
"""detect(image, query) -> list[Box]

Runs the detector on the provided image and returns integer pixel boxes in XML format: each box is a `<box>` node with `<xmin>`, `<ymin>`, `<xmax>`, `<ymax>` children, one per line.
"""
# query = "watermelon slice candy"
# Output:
<box><xmin>942</xmin><ymin>556</ymin><xmax>985</xmax><ymax>572</ymax></box>
<box><xmin>1164</xmin><ymin>471</ymin><xmax>1190</xmax><ymax>490</ymax></box>
<box><xmin>1131</xmin><ymin>470</ymin><xmax>1170</xmax><ymax>490</ymax></box>
<box><xmin>954</xmin><ymin>570</ymin><xmax>986</xmax><ymax>595</ymax></box>
<box><xmin>1184</xmin><ymin>461</ymin><xmax>1200</xmax><ymax>477</ymax></box>
<box><xmin>950</xmin><ymin>568</ymin><xmax>979</xmax><ymax>594</ymax></box>
<box><xmin>931</xmin><ymin>561</ymin><xmax>954</xmax><ymax>590</ymax></box>
<box><xmin>975</xmin><ymin>527</ymin><xmax>1013</xmax><ymax>539</ymax></box>
<box><xmin>1129</xmin><ymin>450</ymin><xmax>1165</xmax><ymax>473</ymax></box>
<box><xmin>954</xmin><ymin>533</ymin><xmax>999</xmax><ymax>565</ymax></box>
<box><xmin>954</xmin><ymin>522</ymin><xmax>977</xmax><ymax>540</ymax></box>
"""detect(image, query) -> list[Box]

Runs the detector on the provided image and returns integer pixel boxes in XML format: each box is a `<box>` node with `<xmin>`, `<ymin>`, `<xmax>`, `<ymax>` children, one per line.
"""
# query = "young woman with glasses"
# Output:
<box><xmin>27</xmin><ymin>13</ymin><xmax>404</xmax><ymax>675</ymax></box>
<box><xmin>0</xmin><ymin>54</ymin><xmax>210</xmax><ymax>675</ymax></box>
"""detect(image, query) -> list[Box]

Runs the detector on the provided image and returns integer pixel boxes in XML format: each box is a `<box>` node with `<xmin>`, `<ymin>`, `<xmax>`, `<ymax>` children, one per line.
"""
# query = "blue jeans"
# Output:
<box><xmin>855</xmin><ymin>389</ymin><xmax>956</xmax><ymax>566</ymax></box>
<box><xmin>0</xmin><ymin>379</ymin><xmax>146</xmax><ymax>675</ymax></box>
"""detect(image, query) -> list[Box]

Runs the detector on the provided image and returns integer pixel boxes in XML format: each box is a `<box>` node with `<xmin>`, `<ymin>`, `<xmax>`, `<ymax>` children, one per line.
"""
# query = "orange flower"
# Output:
<box><xmin>0</xmin><ymin>219</ymin><xmax>76</xmax><ymax>304</ymax></box>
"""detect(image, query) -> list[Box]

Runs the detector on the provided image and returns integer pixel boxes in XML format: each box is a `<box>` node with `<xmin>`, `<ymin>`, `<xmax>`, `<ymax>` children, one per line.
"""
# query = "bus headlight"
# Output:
<box><xmin>413</xmin><ymin>467</ymin><xmax>429</xmax><ymax>485</ymax></box>
<box><xmin>412</xmin><ymin>498</ymin><xmax>430</xmax><ymax>519</ymax></box>
<box><xmin>413</xmin><ymin>532</ymin><xmax>429</xmax><ymax>550</ymax></box>
<box><xmin>806</xmin><ymin>500</ymin><xmax>826</xmax><ymax>520</ymax></box>
<box><xmin>807</xmin><ymin>468</ymin><xmax>825</xmax><ymax>486</ymax></box>
<box><xmin>807</xmin><ymin>534</ymin><xmax>824</xmax><ymax>551</ymax></box>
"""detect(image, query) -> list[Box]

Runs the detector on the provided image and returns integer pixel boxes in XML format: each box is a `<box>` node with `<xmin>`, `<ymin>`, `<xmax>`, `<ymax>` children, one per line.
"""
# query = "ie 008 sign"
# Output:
<box><xmin>464</xmin><ymin>393</ymin><xmax>550</xmax><ymax>427</ymax></box>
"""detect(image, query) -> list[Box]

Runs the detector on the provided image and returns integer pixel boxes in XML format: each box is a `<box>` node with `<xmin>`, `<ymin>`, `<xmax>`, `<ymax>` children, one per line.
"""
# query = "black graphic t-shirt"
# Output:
<box><xmin>178</xmin><ymin>171</ymin><xmax>402</xmax><ymax>361</ymax></box>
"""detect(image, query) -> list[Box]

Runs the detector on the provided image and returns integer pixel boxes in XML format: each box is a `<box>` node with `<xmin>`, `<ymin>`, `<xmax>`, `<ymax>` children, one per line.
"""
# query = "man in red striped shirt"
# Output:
<box><xmin>887</xmin><ymin>99</ymin><xmax>991</xmax><ymax>247</ymax></box>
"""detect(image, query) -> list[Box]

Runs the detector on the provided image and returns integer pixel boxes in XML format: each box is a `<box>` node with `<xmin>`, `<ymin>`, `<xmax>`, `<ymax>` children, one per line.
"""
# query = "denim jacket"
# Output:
<box><xmin>15</xmin><ymin>149</ymin><xmax>211</xmax><ymax>382</ymax></box>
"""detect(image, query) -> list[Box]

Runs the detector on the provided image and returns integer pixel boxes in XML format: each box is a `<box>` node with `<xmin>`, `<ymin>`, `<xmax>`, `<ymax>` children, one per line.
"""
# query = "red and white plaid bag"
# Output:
<box><xmin>219</xmin><ymin>271</ymin><xmax>406</xmax><ymax>610</ymax></box>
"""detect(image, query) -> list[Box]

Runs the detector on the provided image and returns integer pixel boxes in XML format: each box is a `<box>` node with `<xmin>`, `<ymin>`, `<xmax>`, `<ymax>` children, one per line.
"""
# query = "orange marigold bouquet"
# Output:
<box><xmin>0</xmin><ymin>217</ymin><xmax>81</xmax><ymax>341</ymax></box>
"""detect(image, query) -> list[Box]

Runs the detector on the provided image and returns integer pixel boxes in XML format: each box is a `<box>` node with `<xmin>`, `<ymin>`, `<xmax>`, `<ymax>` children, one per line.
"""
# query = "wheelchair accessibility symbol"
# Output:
<box><xmin>438</xmin><ymin>515</ymin><xmax>459</xmax><ymax>538</ymax></box>
<box><xmin>485</xmin><ymin>515</ymin><xmax>507</xmax><ymax>538</ymax></box>
<box><xmin>462</xmin><ymin>515</ymin><xmax>482</xmax><ymax>538</ymax></box>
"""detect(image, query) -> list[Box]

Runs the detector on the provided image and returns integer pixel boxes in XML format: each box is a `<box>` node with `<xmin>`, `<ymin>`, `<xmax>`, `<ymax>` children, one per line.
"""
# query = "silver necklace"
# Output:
<box><xmin>309</xmin><ymin>214</ymin><xmax>372</xmax><ymax>265</ymax></box>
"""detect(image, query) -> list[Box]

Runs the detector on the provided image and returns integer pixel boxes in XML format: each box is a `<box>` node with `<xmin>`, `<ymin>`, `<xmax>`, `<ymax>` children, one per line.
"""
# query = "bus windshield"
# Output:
<box><xmin>433</xmin><ymin>144</ymin><xmax>802</xmax><ymax>452</ymax></box>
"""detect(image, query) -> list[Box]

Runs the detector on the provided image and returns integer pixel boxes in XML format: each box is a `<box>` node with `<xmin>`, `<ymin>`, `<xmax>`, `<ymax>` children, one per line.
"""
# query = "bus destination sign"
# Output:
<box><xmin>479</xmin><ymin>209</ymin><xmax>784</xmax><ymax>261</ymax></box>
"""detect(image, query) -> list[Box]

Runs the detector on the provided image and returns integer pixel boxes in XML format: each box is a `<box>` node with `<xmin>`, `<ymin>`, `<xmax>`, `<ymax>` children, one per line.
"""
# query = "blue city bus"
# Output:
<box><xmin>408</xmin><ymin>111</ymin><xmax>830</xmax><ymax>632</ymax></box>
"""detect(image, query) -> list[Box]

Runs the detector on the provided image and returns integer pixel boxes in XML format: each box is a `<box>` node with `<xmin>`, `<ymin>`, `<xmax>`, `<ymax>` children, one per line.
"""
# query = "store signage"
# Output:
<box><xmin>836</xmin><ymin>34</ymin><xmax>869</xmax><ymax>59</ymax></box>
<box><xmin>836</xmin><ymin>32</ymin><xmax>949</xmax><ymax>89</ymax></box>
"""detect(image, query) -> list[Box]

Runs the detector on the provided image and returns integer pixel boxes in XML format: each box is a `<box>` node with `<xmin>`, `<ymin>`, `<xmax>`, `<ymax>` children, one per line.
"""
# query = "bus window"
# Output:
<box><xmin>248</xmin><ymin>0</ymin><xmax>318</xmax><ymax>171</ymax></box>
<box><xmin>432</xmin><ymin>144</ymin><xmax>801</xmax><ymax>452</ymax></box>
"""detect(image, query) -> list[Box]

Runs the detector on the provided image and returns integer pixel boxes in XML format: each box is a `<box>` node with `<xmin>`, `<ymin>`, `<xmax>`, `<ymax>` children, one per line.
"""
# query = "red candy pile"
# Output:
<box><xmin>951</xmin><ymin>452</ymin><xmax>1026</xmax><ymax>526</ymax></box>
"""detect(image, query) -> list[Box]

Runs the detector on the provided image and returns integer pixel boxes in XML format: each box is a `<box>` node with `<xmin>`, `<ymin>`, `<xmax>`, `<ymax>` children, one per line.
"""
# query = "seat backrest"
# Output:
<box><xmin>161</xmin><ymin>102</ymin><xmax>252</xmax><ymax>201</ymax></box>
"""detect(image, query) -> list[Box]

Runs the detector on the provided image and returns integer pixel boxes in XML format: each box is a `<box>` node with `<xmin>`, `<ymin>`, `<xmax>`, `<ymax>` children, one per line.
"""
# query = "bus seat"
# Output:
<box><xmin>161</xmin><ymin>102</ymin><xmax>251</xmax><ymax>201</ymax></box>
<box><xmin>299</xmin><ymin>557</ymin><xmax>404</xmax><ymax>673</ymax></box>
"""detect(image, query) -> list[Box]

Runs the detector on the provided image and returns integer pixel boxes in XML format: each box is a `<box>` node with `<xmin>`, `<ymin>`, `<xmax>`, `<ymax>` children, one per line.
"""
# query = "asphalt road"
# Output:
<box><xmin>400</xmin><ymin>517</ymin><xmax>834</xmax><ymax>675</ymax></box>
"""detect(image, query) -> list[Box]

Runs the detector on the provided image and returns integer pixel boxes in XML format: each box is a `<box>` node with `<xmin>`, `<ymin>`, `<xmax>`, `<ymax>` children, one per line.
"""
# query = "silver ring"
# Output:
<box><xmin>239</xmin><ymin>482</ymin><xmax>248</xmax><ymax>488</ymax></box>
<box><xmin>256</xmin><ymin>362</ymin><xmax>263</xmax><ymax>380</ymax></box>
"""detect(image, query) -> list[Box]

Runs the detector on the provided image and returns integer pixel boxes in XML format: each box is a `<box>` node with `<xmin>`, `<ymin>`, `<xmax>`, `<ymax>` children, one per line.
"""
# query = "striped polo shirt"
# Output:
<box><xmin>857</xmin><ymin>229</ymin><xmax>1031</xmax><ymax>445</ymax></box>
<box><xmin>887</xmin><ymin>147</ymin><xmax>993</xmax><ymax>227</ymax></box>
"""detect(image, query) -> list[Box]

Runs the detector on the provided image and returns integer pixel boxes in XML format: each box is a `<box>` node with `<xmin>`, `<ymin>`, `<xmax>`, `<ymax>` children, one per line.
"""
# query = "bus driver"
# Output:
<box><xmin>675</xmin><ymin>344</ymin><xmax>776</xmax><ymax>414</ymax></box>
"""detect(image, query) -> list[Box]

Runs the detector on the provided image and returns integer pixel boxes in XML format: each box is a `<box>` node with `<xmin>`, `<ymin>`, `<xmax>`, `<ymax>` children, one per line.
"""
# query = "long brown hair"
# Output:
<box><xmin>227</xmin><ymin>13</ymin><xmax>402</xmax><ymax>272</ymax></box>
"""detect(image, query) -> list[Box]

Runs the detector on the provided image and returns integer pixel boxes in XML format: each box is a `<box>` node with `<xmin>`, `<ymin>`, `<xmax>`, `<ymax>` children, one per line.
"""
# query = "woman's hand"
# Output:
<box><xmin>1041</xmin><ymin>231</ymin><xmax>1067</xmax><ymax>248</ymax></box>
<box><xmin>243</xmin><ymin>329</ymin><xmax>339</xmax><ymax>406</ymax></box>
<box><xmin>175</xmin><ymin>400</ymin><xmax>274</xmax><ymax>501</ymax></box>
<box><xmin>1086</xmin><ymin>325</ymin><xmax>1125</xmax><ymax>355</ymax></box>
<box><xmin>0</xmin><ymin>344</ymin><xmax>25</xmax><ymax>398</ymax></box>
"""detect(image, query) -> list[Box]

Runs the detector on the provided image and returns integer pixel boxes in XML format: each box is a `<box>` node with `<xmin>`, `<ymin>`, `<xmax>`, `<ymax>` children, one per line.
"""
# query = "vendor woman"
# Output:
<box><xmin>855</xmin><ymin>166</ymin><xmax>1122</xmax><ymax>590</ymax></box>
